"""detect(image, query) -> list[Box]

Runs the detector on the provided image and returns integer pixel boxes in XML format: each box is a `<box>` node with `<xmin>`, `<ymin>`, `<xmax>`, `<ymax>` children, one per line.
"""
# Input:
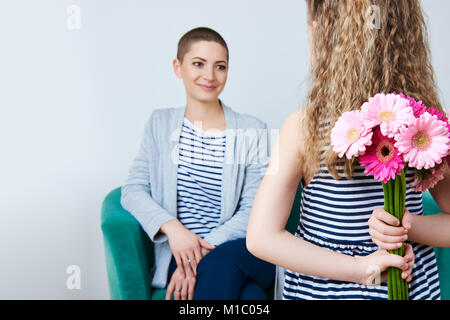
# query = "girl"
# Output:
<box><xmin>120</xmin><ymin>27</ymin><xmax>274</xmax><ymax>300</ymax></box>
<box><xmin>247</xmin><ymin>0</ymin><xmax>446</xmax><ymax>300</ymax></box>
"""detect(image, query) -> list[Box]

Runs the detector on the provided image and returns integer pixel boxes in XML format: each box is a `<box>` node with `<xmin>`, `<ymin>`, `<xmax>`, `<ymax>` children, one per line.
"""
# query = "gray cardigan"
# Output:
<box><xmin>120</xmin><ymin>103</ymin><xmax>269</xmax><ymax>288</ymax></box>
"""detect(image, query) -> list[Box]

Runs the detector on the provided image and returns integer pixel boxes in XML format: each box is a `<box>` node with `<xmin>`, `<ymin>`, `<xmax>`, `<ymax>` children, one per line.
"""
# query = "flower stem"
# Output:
<box><xmin>383</xmin><ymin>174</ymin><xmax>409</xmax><ymax>300</ymax></box>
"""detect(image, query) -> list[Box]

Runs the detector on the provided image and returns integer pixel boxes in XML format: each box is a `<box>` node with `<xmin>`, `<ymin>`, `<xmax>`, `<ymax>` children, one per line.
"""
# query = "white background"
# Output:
<box><xmin>0</xmin><ymin>0</ymin><xmax>448</xmax><ymax>299</ymax></box>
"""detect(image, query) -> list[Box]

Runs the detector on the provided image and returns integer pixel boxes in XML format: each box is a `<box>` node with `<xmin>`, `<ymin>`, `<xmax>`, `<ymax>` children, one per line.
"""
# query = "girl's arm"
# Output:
<box><xmin>246</xmin><ymin>111</ymin><xmax>410</xmax><ymax>285</ymax></box>
<box><xmin>407</xmin><ymin>165</ymin><xmax>450</xmax><ymax>247</ymax></box>
<box><xmin>369</xmin><ymin>164</ymin><xmax>450</xmax><ymax>249</ymax></box>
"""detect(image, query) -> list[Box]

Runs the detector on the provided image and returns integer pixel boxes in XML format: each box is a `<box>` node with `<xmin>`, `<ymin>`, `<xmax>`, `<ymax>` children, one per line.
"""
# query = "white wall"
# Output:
<box><xmin>0</xmin><ymin>0</ymin><xmax>448</xmax><ymax>299</ymax></box>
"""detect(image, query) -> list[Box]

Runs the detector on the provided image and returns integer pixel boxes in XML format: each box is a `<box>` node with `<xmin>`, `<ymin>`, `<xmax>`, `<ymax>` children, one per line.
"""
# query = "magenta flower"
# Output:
<box><xmin>331</xmin><ymin>111</ymin><xmax>373</xmax><ymax>159</ymax></box>
<box><xmin>397</xmin><ymin>93</ymin><xmax>427</xmax><ymax>118</ymax></box>
<box><xmin>359</xmin><ymin>127</ymin><xmax>404</xmax><ymax>183</ymax></box>
<box><xmin>410</xmin><ymin>163</ymin><xmax>446</xmax><ymax>192</ymax></box>
<box><xmin>395</xmin><ymin>112</ymin><xmax>450</xmax><ymax>170</ymax></box>
<box><xmin>362</xmin><ymin>93</ymin><xmax>415</xmax><ymax>138</ymax></box>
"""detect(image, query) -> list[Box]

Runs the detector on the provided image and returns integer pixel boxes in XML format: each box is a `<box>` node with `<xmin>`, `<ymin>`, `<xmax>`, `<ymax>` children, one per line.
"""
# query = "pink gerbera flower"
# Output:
<box><xmin>361</xmin><ymin>93</ymin><xmax>415</xmax><ymax>138</ymax></box>
<box><xmin>359</xmin><ymin>126</ymin><xmax>404</xmax><ymax>183</ymax></box>
<box><xmin>331</xmin><ymin>111</ymin><xmax>373</xmax><ymax>159</ymax></box>
<box><xmin>427</xmin><ymin>106</ymin><xmax>450</xmax><ymax>134</ymax></box>
<box><xmin>395</xmin><ymin>112</ymin><xmax>450</xmax><ymax>170</ymax></box>
<box><xmin>410</xmin><ymin>163</ymin><xmax>446</xmax><ymax>192</ymax></box>
<box><xmin>396</xmin><ymin>93</ymin><xmax>427</xmax><ymax>118</ymax></box>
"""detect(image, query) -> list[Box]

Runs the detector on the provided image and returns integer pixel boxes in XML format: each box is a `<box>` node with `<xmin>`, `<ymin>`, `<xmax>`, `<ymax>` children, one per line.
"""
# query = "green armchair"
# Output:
<box><xmin>101</xmin><ymin>185</ymin><xmax>449</xmax><ymax>300</ymax></box>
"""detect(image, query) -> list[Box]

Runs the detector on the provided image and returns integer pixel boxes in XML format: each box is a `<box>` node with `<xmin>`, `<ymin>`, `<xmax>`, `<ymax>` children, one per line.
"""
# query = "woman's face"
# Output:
<box><xmin>173</xmin><ymin>40</ymin><xmax>228</xmax><ymax>105</ymax></box>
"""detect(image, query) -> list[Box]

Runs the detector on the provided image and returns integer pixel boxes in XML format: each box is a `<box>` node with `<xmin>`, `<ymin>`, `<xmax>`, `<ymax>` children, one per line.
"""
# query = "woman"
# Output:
<box><xmin>121</xmin><ymin>27</ymin><xmax>275</xmax><ymax>300</ymax></box>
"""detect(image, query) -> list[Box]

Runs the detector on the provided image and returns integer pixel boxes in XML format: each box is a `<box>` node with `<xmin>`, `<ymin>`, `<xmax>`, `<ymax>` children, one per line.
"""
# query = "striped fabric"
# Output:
<box><xmin>176</xmin><ymin>118</ymin><xmax>225</xmax><ymax>238</ymax></box>
<box><xmin>283</xmin><ymin>136</ymin><xmax>441</xmax><ymax>300</ymax></box>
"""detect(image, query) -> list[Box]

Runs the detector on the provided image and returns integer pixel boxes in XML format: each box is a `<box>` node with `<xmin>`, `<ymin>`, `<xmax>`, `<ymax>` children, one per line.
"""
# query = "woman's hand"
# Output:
<box><xmin>354</xmin><ymin>243</ymin><xmax>415</xmax><ymax>286</ymax></box>
<box><xmin>160</xmin><ymin>220</ymin><xmax>215</xmax><ymax>278</ymax></box>
<box><xmin>368</xmin><ymin>208</ymin><xmax>413</xmax><ymax>250</ymax></box>
<box><xmin>165</xmin><ymin>267</ymin><xmax>196</xmax><ymax>300</ymax></box>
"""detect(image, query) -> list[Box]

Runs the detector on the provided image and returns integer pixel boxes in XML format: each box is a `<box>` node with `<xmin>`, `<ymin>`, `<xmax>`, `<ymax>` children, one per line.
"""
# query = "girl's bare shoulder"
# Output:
<box><xmin>279</xmin><ymin>109</ymin><xmax>306</xmax><ymax>155</ymax></box>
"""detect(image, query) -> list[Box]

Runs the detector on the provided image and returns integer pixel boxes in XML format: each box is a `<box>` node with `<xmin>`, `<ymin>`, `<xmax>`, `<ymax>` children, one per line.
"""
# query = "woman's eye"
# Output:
<box><xmin>217</xmin><ymin>65</ymin><xmax>227</xmax><ymax>70</ymax></box>
<box><xmin>193</xmin><ymin>61</ymin><xmax>203</xmax><ymax>67</ymax></box>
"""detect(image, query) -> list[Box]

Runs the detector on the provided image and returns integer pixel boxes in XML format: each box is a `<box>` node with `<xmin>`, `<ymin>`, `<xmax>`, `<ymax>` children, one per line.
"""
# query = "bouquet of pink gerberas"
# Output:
<box><xmin>331</xmin><ymin>93</ymin><xmax>450</xmax><ymax>300</ymax></box>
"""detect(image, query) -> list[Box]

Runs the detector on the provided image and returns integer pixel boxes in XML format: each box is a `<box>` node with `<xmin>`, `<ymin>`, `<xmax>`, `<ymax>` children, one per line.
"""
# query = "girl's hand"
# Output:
<box><xmin>165</xmin><ymin>267</ymin><xmax>196</xmax><ymax>300</ymax></box>
<box><xmin>160</xmin><ymin>220</ymin><xmax>215</xmax><ymax>278</ymax></box>
<box><xmin>368</xmin><ymin>208</ymin><xmax>413</xmax><ymax>250</ymax></box>
<box><xmin>355</xmin><ymin>243</ymin><xmax>415</xmax><ymax>286</ymax></box>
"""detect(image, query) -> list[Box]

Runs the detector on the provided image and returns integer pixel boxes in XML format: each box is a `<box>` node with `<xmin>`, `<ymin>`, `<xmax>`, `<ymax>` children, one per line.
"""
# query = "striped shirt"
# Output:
<box><xmin>176</xmin><ymin>117</ymin><xmax>225</xmax><ymax>238</ymax></box>
<box><xmin>283</xmin><ymin>125</ymin><xmax>440</xmax><ymax>300</ymax></box>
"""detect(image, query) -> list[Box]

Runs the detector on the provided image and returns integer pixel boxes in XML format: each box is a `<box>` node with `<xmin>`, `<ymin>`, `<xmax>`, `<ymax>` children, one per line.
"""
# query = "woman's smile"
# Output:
<box><xmin>197</xmin><ymin>83</ymin><xmax>216</xmax><ymax>91</ymax></box>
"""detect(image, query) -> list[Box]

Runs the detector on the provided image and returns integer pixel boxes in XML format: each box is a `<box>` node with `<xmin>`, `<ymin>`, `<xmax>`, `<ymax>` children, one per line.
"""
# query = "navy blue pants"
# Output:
<box><xmin>167</xmin><ymin>238</ymin><xmax>275</xmax><ymax>300</ymax></box>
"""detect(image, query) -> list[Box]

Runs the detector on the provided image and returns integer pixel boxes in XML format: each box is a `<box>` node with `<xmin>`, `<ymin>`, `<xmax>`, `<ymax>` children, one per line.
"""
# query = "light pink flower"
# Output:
<box><xmin>331</xmin><ymin>111</ymin><xmax>373</xmax><ymax>159</ymax></box>
<box><xmin>361</xmin><ymin>93</ymin><xmax>415</xmax><ymax>138</ymax></box>
<box><xmin>359</xmin><ymin>126</ymin><xmax>404</xmax><ymax>183</ymax></box>
<box><xmin>395</xmin><ymin>112</ymin><xmax>450</xmax><ymax>170</ymax></box>
<box><xmin>427</xmin><ymin>106</ymin><xmax>450</xmax><ymax>134</ymax></box>
<box><xmin>410</xmin><ymin>163</ymin><xmax>446</xmax><ymax>192</ymax></box>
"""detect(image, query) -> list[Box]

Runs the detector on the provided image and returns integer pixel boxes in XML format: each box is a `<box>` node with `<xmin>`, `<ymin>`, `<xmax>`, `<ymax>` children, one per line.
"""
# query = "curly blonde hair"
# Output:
<box><xmin>302</xmin><ymin>0</ymin><xmax>445</xmax><ymax>182</ymax></box>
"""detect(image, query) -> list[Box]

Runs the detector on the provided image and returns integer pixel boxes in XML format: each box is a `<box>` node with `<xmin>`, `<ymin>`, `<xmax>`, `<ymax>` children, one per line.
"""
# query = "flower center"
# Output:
<box><xmin>379</xmin><ymin>111</ymin><xmax>394</xmax><ymax>122</ymax></box>
<box><xmin>347</xmin><ymin>128</ymin><xmax>359</xmax><ymax>142</ymax></box>
<box><xmin>376</xmin><ymin>140</ymin><xmax>395</xmax><ymax>163</ymax></box>
<box><xmin>413</xmin><ymin>132</ymin><xmax>430</xmax><ymax>150</ymax></box>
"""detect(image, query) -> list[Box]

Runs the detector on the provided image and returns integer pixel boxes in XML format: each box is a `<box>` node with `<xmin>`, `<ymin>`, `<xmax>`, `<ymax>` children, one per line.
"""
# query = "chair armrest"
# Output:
<box><xmin>101</xmin><ymin>187</ymin><xmax>154</xmax><ymax>300</ymax></box>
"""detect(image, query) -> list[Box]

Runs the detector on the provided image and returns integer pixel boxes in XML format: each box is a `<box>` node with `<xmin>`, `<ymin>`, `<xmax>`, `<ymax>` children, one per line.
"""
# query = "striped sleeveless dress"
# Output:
<box><xmin>283</xmin><ymin>134</ymin><xmax>441</xmax><ymax>300</ymax></box>
<box><xmin>176</xmin><ymin>117</ymin><xmax>225</xmax><ymax>238</ymax></box>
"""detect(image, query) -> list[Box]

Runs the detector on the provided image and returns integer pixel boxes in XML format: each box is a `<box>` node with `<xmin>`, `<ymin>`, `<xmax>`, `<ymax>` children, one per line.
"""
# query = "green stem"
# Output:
<box><xmin>383</xmin><ymin>175</ymin><xmax>410</xmax><ymax>300</ymax></box>
<box><xmin>388</xmin><ymin>266</ymin><xmax>393</xmax><ymax>300</ymax></box>
<box><xmin>388</xmin><ymin>180</ymin><xmax>394</xmax><ymax>219</ymax></box>
<box><xmin>394</xmin><ymin>176</ymin><xmax>400</xmax><ymax>220</ymax></box>
<box><xmin>392</xmin><ymin>267</ymin><xmax>398</xmax><ymax>300</ymax></box>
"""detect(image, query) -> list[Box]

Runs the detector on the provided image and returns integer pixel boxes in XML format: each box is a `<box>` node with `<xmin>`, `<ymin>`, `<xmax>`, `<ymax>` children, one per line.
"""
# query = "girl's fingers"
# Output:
<box><xmin>370</xmin><ymin>227</ymin><xmax>408</xmax><ymax>244</ymax></box>
<box><xmin>370</xmin><ymin>215</ymin><xmax>407</xmax><ymax>236</ymax></box>
<box><xmin>370</xmin><ymin>235</ymin><xmax>403</xmax><ymax>251</ymax></box>
<box><xmin>402</xmin><ymin>209</ymin><xmax>413</xmax><ymax>230</ymax></box>
<box><xmin>381</xmin><ymin>252</ymin><xmax>408</xmax><ymax>271</ymax></box>
<box><xmin>373</xmin><ymin>208</ymin><xmax>400</xmax><ymax>227</ymax></box>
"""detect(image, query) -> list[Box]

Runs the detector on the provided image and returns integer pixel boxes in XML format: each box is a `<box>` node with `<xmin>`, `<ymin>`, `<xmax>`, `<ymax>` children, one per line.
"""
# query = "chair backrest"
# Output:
<box><xmin>285</xmin><ymin>182</ymin><xmax>302</xmax><ymax>234</ymax></box>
